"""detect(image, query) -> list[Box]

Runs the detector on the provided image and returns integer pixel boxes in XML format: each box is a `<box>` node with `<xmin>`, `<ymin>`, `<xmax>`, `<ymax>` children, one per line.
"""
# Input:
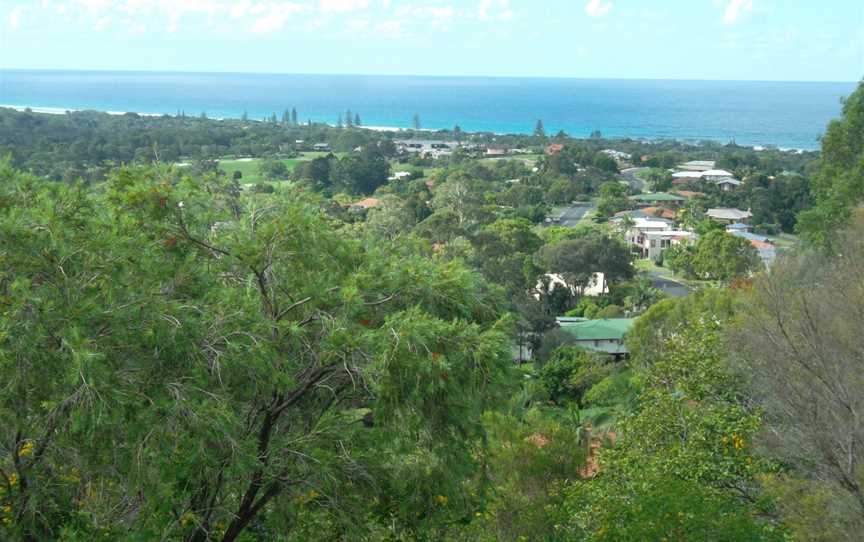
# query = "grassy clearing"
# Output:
<box><xmin>766</xmin><ymin>232</ymin><xmax>799</xmax><ymax>250</ymax></box>
<box><xmin>218</xmin><ymin>152</ymin><xmax>345</xmax><ymax>183</ymax></box>
<box><xmin>480</xmin><ymin>153</ymin><xmax>543</xmax><ymax>164</ymax></box>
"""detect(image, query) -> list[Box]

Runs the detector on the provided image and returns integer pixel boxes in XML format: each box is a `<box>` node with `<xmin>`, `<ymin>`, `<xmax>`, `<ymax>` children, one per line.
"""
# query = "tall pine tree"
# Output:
<box><xmin>534</xmin><ymin>119</ymin><xmax>546</xmax><ymax>138</ymax></box>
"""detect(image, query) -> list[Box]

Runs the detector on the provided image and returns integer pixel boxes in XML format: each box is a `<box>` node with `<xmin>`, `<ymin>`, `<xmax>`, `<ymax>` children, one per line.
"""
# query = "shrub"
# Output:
<box><xmin>583</xmin><ymin>370</ymin><xmax>634</xmax><ymax>407</ymax></box>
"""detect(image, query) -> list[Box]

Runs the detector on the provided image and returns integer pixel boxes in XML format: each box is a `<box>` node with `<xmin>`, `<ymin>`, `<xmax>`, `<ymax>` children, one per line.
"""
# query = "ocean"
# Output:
<box><xmin>0</xmin><ymin>70</ymin><xmax>856</xmax><ymax>150</ymax></box>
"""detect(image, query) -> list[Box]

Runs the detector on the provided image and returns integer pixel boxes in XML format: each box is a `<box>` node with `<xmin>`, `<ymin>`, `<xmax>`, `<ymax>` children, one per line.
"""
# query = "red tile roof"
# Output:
<box><xmin>545</xmin><ymin>144</ymin><xmax>565</xmax><ymax>156</ymax></box>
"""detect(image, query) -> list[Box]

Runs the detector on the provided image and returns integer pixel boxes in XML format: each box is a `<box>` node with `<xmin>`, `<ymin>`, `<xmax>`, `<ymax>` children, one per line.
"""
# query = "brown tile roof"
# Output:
<box><xmin>673</xmin><ymin>190</ymin><xmax>705</xmax><ymax>198</ymax></box>
<box><xmin>353</xmin><ymin>198</ymin><xmax>382</xmax><ymax>209</ymax></box>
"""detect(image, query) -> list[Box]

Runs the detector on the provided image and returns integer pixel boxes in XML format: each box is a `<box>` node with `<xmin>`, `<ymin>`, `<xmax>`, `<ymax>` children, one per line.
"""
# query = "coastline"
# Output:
<box><xmin>0</xmin><ymin>103</ymin><xmax>815</xmax><ymax>153</ymax></box>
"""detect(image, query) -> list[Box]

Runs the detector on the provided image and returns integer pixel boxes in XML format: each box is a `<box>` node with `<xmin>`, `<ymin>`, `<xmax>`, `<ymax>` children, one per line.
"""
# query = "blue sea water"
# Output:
<box><xmin>0</xmin><ymin>70</ymin><xmax>856</xmax><ymax>150</ymax></box>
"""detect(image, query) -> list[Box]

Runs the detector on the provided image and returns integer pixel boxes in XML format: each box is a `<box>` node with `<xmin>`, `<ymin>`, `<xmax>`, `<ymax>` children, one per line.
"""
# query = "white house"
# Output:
<box><xmin>642</xmin><ymin>230</ymin><xmax>696</xmax><ymax>261</ymax></box>
<box><xmin>534</xmin><ymin>273</ymin><xmax>609</xmax><ymax>299</ymax></box>
<box><xmin>615</xmin><ymin>217</ymin><xmax>696</xmax><ymax>260</ymax></box>
<box><xmin>395</xmin><ymin>140</ymin><xmax>457</xmax><ymax>158</ymax></box>
<box><xmin>388</xmin><ymin>171</ymin><xmax>413</xmax><ymax>181</ymax></box>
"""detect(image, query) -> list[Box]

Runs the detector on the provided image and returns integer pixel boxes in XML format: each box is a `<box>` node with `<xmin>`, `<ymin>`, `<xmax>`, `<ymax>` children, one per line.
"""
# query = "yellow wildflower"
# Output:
<box><xmin>180</xmin><ymin>512</ymin><xmax>196</xmax><ymax>528</ymax></box>
<box><xmin>434</xmin><ymin>494</ymin><xmax>448</xmax><ymax>506</ymax></box>
<box><xmin>18</xmin><ymin>441</ymin><xmax>34</xmax><ymax>459</ymax></box>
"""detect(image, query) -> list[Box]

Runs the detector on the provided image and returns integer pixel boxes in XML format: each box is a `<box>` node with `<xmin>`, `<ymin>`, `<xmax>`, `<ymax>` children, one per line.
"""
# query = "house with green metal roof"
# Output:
<box><xmin>629</xmin><ymin>192</ymin><xmax>686</xmax><ymax>206</ymax></box>
<box><xmin>557</xmin><ymin>318</ymin><xmax>635</xmax><ymax>357</ymax></box>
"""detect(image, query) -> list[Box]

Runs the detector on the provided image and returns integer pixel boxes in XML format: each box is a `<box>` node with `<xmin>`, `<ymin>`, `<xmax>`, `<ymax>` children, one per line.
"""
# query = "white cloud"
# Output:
<box><xmin>8</xmin><ymin>6</ymin><xmax>26</xmax><ymax>29</ymax></box>
<box><xmin>477</xmin><ymin>0</ymin><xmax>511</xmax><ymax>21</ymax></box>
<box><xmin>585</xmin><ymin>0</ymin><xmax>612</xmax><ymax>18</ymax></box>
<box><xmin>374</xmin><ymin>19</ymin><xmax>405</xmax><ymax>37</ymax></box>
<box><xmin>250</xmin><ymin>2</ymin><xmax>305</xmax><ymax>33</ymax></box>
<box><xmin>231</xmin><ymin>0</ymin><xmax>252</xmax><ymax>18</ymax></box>
<box><xmin>319</xmin><ymin>0</ymin><xmax>369</xmax><ymax>14</ymax></box>
<box><xmin>722</xmin><ymin>0</ymin><xmax>754</xmax><ymax>24</ymax></box>
<box><xmin>71</xmin><ymin>0</ymin><xmax>113</xmax><ymax>14</ymax></box>
<box><xmin>12</xmin><ymin>0</ymin><xmax>511</xmax><ymax>37</ymax></box>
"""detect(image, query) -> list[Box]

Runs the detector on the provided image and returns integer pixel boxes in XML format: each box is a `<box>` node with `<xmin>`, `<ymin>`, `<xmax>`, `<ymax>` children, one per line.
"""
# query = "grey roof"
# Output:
<box><xmin>725</xmin><ymin>222</ymin><xmax>751</xmax><ymax>231</ymax></box>
<box><xmin>706</xmin><ymin>208</ymin><xmax>752</xmax><ymax>220</ymax></box>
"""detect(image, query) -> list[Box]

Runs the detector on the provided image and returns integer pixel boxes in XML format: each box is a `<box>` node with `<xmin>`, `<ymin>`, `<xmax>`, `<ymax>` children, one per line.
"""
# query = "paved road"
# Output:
<box><xmin>557</xmin><ymin>202</ymin><xmax>595</xmax><ymax>227</ymax></box>
<box><xmin>620</xmin><ymin>167</ymin><xmax>649</xmax><ymax>191</ymax></box>
<box><xmin>644</xmin><ymin>271</ymin><xmax>691</xmax><ymax>298</ymax></box>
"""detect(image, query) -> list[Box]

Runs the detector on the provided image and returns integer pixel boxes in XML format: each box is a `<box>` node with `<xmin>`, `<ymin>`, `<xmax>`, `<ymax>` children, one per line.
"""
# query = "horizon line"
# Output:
<box><xmin>0</xmin><ymin>67</ymin><xmax>859</xmax><ymax>85</ymax></box>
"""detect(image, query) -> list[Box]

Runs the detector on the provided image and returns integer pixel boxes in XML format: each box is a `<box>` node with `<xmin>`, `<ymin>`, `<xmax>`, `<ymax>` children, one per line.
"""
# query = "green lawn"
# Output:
<box><xmin>480</xmin><ymin>153</ymin><xmax>543</xmax><ymax>164</ymax></box>
<box><xmin>217</xmin><ymin>152</ymin><xmax>345</xmax><ymax>184</ymax></box>
<box><xmin>766</xmin><ymin>232</ymin><xmax>798</xmax><ymax>250</ymax></box>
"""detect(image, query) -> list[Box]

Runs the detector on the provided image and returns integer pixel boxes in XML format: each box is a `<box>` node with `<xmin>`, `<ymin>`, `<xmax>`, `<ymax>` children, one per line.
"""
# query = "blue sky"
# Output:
<box><xmin>1</xmin><ymin>0</ymin><xmax>862</xmax><ymax>81</ymax></box>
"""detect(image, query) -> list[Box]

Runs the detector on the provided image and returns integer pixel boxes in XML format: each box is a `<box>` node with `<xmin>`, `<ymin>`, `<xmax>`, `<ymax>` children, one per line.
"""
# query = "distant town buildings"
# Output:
<box><xmin>394</xmin><ymin>139</ymin><xmax>458</xmax><ymax>159</ymax></box>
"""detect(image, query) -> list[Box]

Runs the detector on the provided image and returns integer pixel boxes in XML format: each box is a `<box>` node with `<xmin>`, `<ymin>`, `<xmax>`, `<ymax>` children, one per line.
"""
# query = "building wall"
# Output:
<box><xmin>574</xmin><ymin>339</ymin><xmax>628</xmax><ymax>355</ymax></box>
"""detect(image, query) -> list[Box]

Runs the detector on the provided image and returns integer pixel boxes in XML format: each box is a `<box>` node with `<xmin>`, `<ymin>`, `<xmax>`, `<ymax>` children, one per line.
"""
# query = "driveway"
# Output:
<box><xmin>620</xmin><ymin>167</ymin><xmax>648</xmax><ymax>191</ymax></box>
<box><xmin>644</xmin><ymin>271</ymin><xmax>691</xmax><ymax>298</ymax></box>
<box><xmin>557</xmin><ymin>202</ymin><xmax>595</xmax><ymax>227</ymax></box>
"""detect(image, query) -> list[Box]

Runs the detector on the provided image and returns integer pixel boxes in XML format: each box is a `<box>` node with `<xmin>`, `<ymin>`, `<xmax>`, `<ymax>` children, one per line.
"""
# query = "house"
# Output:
<box><xmin>312</xmin><ymin>143</ymin><xmax>331</xmax><ymax>152</ymax></box>
<box><xmin>534</xmin><ymin>273</ymin><xmax>609</xmax><ymax>299</ymax></box>
<box><xmin>350</xmin><ymin>197</ymin><xmax>382</xmax><ymax>211</ymax></box>
<box><xmin>678</xmin><ymin>160</ymin><xmax>716</xmax><ymax>172</ymax></box>
<box><xmin>388</xmin><ymin>171</ymin><xmax>413</xmax><ymax>181</ymax></box>
<box><xmin>728</xmin><ymin>230</ymin><xmax>777</xmax><ymax>268</ymax></box>
<box><xmin>715</xmin><ymin>178</ymin><xmax>743</xmax><ymax>191</ymax></box>
<box><xmin>706</xmin><ymin>208</ymin><xmax>752</xmax><ymax>224</ymax></box>
<box><xmin>672</xmin><ymin>171</ymin><xmax>705</xmax><ymax>180</ymax></box>
<box><xmin>602</xmin><ymin>149</ymin><xmax>630</xmax><ymax>162</ymax></box>
<box><xmin>545</xmin><ymin>143</ymin><xmax>565</xmax><ymax>156</ymax></box>
<box><xmin>485</xmin><ymin>146</ymin><xmax>509</xmax><ymax>157</ymax></box>
<box><xmin>613</xmin><ymin>209</ymin><xmax>654</xmax><ymax>221</ymax></box>
<box><xmin>615</xmin><ymin>216</ymin><xmax>696</xmax><ymax>260</ymax></box>
<box><xmin>702</xmin><ymin>169</ymin><xmax>735</xmax><ymax>181</ymax></box>
<box><xmin>557</xmin><ymin>318</ymin><xmax>635</xmax><ymax>357</ymax></box>
<box><xmin>642</xmin><ymin>206</ymin><xmax>677</xmax><ymax>220</ymax></box>
<box><xmin>672</xmin><ymin>190</ymin><xmax>705</xmax><ymax>199</ymax></box>
<box><xmin>725</xmin><ymin>222</ymin><xmax>753</xmax><ymax>233</ymax></box>
<box><xmin>642</xmin><ymin>230</ymin><xmax>696</xmax><ymax>261</ymax></box>
<box><xmin>629</xmin><ymin>193</ymin><xmax>687</xmax><ymax>207</ymax></box>
<box><xmin>394</xmin><ymin>140</ymin><xmax>457</xmax><ymax>158</ymax></box>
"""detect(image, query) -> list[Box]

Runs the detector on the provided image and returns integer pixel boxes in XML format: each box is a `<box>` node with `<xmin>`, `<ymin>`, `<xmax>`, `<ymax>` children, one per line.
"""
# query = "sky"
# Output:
<box><xmin>1</xmin><ymin>0</ymin><xmax>862</xmax><ymax>81</ymax></box>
